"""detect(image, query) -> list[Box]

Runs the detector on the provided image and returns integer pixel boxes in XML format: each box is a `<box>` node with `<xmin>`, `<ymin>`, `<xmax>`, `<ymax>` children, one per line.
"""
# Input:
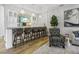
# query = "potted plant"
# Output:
<box><xmin>50</xmin><ymin>15</ymin><xmax>58</xmax><ymax>28</ymax></box>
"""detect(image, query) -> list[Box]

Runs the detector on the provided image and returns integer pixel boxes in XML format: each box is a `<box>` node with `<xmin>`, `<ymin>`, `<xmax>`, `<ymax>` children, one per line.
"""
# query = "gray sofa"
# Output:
<box><xmin>71</xmin><ymin>31</ymin><xmax>79</xmax><ymax>45</ymax></box>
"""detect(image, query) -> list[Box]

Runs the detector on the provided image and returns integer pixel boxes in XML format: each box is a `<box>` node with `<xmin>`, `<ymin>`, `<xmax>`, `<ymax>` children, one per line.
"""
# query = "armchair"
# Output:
<box><xmin>49</xmin><ymin>28</ymin><xmax>65</xmax><ymax>48</ymax></box>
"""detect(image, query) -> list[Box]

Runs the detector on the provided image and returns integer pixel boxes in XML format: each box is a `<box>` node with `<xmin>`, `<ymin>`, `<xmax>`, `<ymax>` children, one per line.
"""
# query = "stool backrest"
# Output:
<box><xmin>24</xmin><ymin>28</ymin><xmax>32</xmax><ymax>34</ymax></box>
<box><xmin>13</xmin><ymin>28</ymin><xmax>23</xmax><ymax>37</ymax></box>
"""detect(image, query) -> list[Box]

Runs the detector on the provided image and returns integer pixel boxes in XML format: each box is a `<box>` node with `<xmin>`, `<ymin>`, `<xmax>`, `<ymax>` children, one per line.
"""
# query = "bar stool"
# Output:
<box><xmin>34</xmin><ymin>28</ymin><xmax>38</xmax><ymax>39</ymax></box>
<box><xmin>37</xmin><ymin>28</ymin><xmax>40</xmax><ymax>38</ymax></box>
<box><xmin>13</xmin><ymin>28</ymin><xmax>23</xmax><ymax>48</ymax></box>
<box><xmin>43</xmin><ymin>27</ymin><xmax>47</xmax><ymax>37</ymax></box>
<box><xmin>41</xmin><ymin>28</ymin><xmax>44</xmax><ymax>37</ymax></box>
<box><xmin>39</xmin><ymin>27</ymin><xmax>42</xmax><ymax>38</ymax></box>
<box><xmin>31</xmin><ymin>28</ymin><xmax>36</xmax><ymax>40</ymax></box>
<box><xmin>34</xmin><ymin>27</ymin><xmax>39</xmax><ymax>39</ymax></box>
<box><xmin>35</xmin><ymin>28</ymin><xmax>39</xmax><ymax>39</ymax></box>
<box><xmin>24</xmin><ymin>28</ymin><xmax>32</xmax><ymax>42</ymax></box>
<box><xmin>29</xmin><ymin>28</ymin><xmax>32</xmax><ymax>40</ymax></box>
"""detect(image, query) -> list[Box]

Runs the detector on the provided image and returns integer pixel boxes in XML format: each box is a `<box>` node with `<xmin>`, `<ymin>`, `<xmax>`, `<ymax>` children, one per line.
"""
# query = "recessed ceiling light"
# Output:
<box><xmin>39</xmin><ymin>15</ymin><xmax>42</xmax><ymax>18</ymax></box>
<box><xmin>20</xmin><ymin>9</ymin><xmax>25</xmax><ymax>14</ymax></box>
<box><xmin>32</xmin><ymin>13</ymin><xmax>35</xmax><ymax>16</ymax></box>
<box><xmin>59</xmin><ymin>4</ymin><xmax>64</xmax><ymax>7</ymax></box>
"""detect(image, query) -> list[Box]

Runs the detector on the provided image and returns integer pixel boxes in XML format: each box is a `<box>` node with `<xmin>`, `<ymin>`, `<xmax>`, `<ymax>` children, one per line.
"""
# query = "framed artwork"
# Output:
<box><xmin>64</xmin><ymin>8</ymin><xmax>79</xmax><ymax>27</ymax></box>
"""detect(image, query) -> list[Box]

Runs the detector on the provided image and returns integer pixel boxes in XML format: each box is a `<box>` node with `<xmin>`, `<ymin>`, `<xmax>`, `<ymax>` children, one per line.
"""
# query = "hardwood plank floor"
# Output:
<box><xmin>0</xmin><ymin>37</ymin><xmax>48</xmax><ymax>54</ymax></box>
<box><xmin>0</xmin><ymin>37</ymin><xmax>5</xmax><ymax>52</ymax></box>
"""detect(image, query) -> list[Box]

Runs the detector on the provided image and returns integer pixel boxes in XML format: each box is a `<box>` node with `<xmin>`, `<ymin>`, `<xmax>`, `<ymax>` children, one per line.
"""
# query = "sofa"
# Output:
<box><xmin>70</xmin><ymin>31</ymin><xmax>79</xmax><ymax>45</ymax></box>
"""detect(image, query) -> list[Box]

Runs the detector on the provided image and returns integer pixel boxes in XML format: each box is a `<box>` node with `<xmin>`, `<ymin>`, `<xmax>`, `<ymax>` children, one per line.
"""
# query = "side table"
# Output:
<box><xmin>64</xmin><ymin>34</ymin><xmax>71</xmax><ymax>47</ymax></box>
<box><xmin>65</xmin><ymin>37</ymin><xmax>71</xmax><ymax>47</ymax></box>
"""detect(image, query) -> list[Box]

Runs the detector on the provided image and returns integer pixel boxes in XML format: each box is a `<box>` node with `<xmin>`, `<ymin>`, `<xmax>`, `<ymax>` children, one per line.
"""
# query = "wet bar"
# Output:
<box><xmin>7</xmin><ymin>27</ymin><xmax>47</xmax><ymax>48</ymax></box>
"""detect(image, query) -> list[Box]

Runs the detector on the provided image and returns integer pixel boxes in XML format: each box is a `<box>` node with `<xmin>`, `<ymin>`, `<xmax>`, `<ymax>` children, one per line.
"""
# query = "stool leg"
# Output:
<box><xmin>13</xmin><ymin>37</ymin><xmax>16</xmax><ymax>48</ymax></box>
<box><xmin>34</xmin><ymin>32</ymin><xmax>36</xmax><ymax>39</ymax></box>
<box><xmin>25</xmin><ymin>34</ymin><xmax>28</xmax><ymax>42</ymax></box>
<box><xmin>30</xmin><ymin>32</ymin><xmax>32</xmax><ymax>40</ymax></box>
<box><xmin>15</xmin><ymin>37</ymin><xmax>17</xmax><ymax>47</ymax></box>
<box><xmin>29</xmin><ymin>33</ymin><xmax>31</xmax><ymax>41</ymax></box>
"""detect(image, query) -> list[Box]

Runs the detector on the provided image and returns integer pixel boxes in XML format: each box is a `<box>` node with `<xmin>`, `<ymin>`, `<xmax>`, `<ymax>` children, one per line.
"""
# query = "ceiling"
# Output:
<box><xmin>3</xmin><ymin>4</ymin><xmax>78</xmax><ymax>14</ymax></box>
<box><xmin>3</xmin><ymin>4</ymin><xmax>60</xmax><ymax>14</ymax></box>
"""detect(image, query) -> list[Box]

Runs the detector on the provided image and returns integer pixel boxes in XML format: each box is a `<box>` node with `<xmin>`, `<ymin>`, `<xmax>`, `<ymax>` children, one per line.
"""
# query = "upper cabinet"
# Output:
<box><xmin>7</xmin><ymin>8</ymin><xmax>40</xmax><ymax>28</ymax></box>
<box><xmin>7</xmin><ymin>9</ymin><xmax>18</xmax><ymax>27</ymax></box>
<box><xmin>18</xmin><ymin>14</ymin><xmax>32</xmax><ymax>27</ymax></box>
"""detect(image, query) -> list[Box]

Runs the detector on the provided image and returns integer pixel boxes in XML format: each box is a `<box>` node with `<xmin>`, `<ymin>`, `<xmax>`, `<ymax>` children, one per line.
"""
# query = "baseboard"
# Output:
<box><xmin>72</xmin><ymin>43</ymin><xmax>79</xmax><ymax>46</ymax></box>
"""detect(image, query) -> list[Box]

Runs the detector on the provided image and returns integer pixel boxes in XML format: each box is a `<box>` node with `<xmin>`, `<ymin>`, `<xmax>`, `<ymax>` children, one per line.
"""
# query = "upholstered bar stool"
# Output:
<box><xmin>42</xmin><ymin>27</ymin><xmax>45</xmax><ymax>37</ymax></box>
<box><xmin>24</xmin><ymin>28</ymin><xmax>28</xmax><ymax>42</ymax></box>
<box><xmin>44</xmin><ymin>27</ymin><xmax>47</xmax><ymax>36</ymax></box>
<box><xmin>42</xmin><ymin>27</ymin><xmax>46</xmax><ymax>37</ymax></box>
<box><xmin>39</xmin><ymin>27</ymin><xmax>42</xmax><ymax>37</ymax></box>
<box><xmin>29</xmin><ymin>28</ymin><xmax>32</xmax><ymax>41</ymax></box>
<box><xmin>36</xmin><ymin>28</ymin><xmax>39</xmax><ymax>38</ymax></box>
<box><xmin>24</xmin><ymin>28</ymin><xmax>32</xmax><ymax>42</ymax></box>
<box><xmin>39</xmin><ymin>27</ymin><xmax>42</xmax><ymax>38</ymax></box>
<box><xmin>12</xmin><ymin>29</ymin><xmax>17</xmax><ymax>47</ymax></box>
<box><xmin>13</xmin><ymin>28</ymin><xmax>23</xmax><ymax>47</ymax></box>
<box><xmin>32</xmin><ymin>27</ymin><xmax>37</xmax><ymax>40</ymax></box>
<box><xmin>35</xmin><ymin>27</ymin><xmax>39</xmax><ymax>39</ymax></box>
<box><xmin>38</xmin><ymin>27</ymin><xmax>42</xmax><ymax>38</ymax></box>
<box><xmin>34</xmin><ymin>28</ymin><xmax>38</xmax><ymax>39</ymax></box>
<box><xmin>35</xmin><ymin>28</ymin><xmax>39</xmax><ymax>39</ymax></box>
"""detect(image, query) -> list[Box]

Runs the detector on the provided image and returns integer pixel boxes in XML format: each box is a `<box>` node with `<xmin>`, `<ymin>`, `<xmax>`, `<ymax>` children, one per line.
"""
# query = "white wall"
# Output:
<box><xmin>47</xmin><ymin>5</ymin><xmax>79</xmax><ymax>35</ymax></box>
<box><xmin>4</xmin><ymin>4</ymin><xmax>79</xmax><ymax>49</ymax></box>
<box><xmin>0</xmin><ymin>5</ymin><xmax>4</xmax><ymax>37</ymax></box>
<box><xmin>4</xmin><ymin>5</ymin><xmax>48</xmax><ymax>49</ymax></box>
<box><xmin>3</xmin><ymin>5</ymin><xmax>48</xmax><ymax>28</ymax></box>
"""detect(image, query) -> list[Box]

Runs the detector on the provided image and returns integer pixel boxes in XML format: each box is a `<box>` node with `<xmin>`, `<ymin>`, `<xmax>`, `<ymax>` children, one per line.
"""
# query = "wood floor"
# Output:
<box><xmin>0</xmin><ymin>37</ymin><xmax>5</xmax><ymax>52</ymax></box>
<box><xmin>0</xmin><ymin>37</ymin><xmax>48</xmax><ymax>54</ymax></box>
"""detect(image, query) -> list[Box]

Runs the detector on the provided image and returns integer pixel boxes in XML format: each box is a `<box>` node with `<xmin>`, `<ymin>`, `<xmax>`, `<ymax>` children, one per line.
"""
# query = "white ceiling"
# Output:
<box><xmin>3</xmin><ymin>4</ymin><xmax>60</xmax><ymax>14</ymax></box>
<box><xmin>3</xmin><ymin>4</ymin><xmax>78</xmax><ymax>14</ymax></box>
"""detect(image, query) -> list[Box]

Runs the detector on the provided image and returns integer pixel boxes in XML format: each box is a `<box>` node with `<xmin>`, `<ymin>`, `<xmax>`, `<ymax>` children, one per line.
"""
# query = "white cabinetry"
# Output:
<box><xmin>7</xmin><ymin>10</ymin><xmax>18</xmax><ymax>27</ymax></box>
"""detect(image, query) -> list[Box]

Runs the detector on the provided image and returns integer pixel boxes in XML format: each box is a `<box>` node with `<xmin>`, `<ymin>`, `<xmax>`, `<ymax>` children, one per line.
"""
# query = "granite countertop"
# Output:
<box><xmin>7</xmin><ymin>26</ymin><xmax>32</xmax><ymax>29</ymax></box>
<box><xmin>7</xmin><ymin>26</ymin><xmax>45</xmax><ymax>29</ymax></box>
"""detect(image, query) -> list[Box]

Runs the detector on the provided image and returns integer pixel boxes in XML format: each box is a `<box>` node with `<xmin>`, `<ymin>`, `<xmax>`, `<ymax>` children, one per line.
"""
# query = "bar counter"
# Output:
<box><xmin>5</xmin><ymin>26</ymin><xmax>47</xmax><ymax>49</ymax></box>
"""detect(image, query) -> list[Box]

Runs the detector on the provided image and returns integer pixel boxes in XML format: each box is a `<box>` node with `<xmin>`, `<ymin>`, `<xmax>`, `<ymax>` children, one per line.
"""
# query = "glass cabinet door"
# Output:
<box><xmin>19</xmin><ymin>15</ymin><xmax>31</xmax><ymax>27</ymax></box>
